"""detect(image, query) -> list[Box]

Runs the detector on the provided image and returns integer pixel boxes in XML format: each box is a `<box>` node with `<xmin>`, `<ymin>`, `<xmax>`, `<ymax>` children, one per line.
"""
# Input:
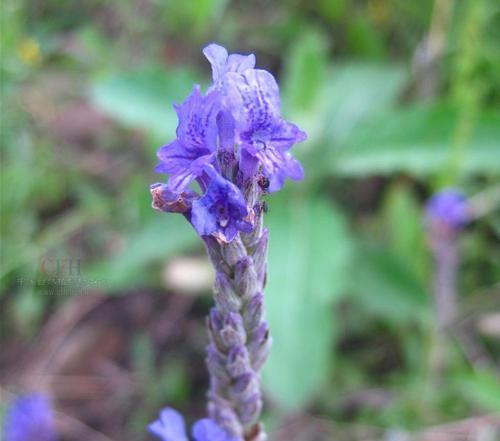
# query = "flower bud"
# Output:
<box><xmin>214</xmin><ymin>272</ymin><xmax>241</xmax><ymax>313</ymax></box>
<box><xmin>220</xmin><ymin>312</ymin><xmax>246</xmax><ymax>347</ymax></box>
<box><xmin>243</xmin><ymin>292</ymin><xmax>264</xmax><ymax>332</ymax></box>
<box><xmin>235</xmin><ymin>257</ymin><xmax>258</xmax><ymax>301</ymax></box>
<box><xmin>227</xmin><ymin>345</ymin><xmax>252</xmax><ymax>378</ymax></box>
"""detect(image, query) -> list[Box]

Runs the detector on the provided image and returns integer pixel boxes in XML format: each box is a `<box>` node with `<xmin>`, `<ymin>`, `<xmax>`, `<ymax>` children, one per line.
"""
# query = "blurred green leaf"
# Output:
<box><xmin>323</xmin><ymin>63</ymin><xmax>406</xmax><ymax>142</ymax></box>
<box><xmin>12</xmin><ymin>288</ymin><xmax>46</xmax><ymax>334</ymax></box>
<box><xmin>455</xmin><ymin>369</ymin><xmax>500</xmax><ymax>412</ymax></box>
<box><xmin>159</xmin><ymin>0</ymin><xmax>228</xmax><ymax>37</ymax></box>
<box><xmin>87</xmin><ymin>216</ymin><xmax>199</xmax><ymax>291</ymax></box>
<box><xmin>282</xmin><ymin>29</ymin><xmax>329</xmax><ymax>112</ymax></box>
<box><xmin>347</xmin><ymin>242</ymin><xmax>430</xmax><ymax>322</ymax></box>
<box><xmin>263</xmin><ymin>191</ymin><xmax>353</xmax><ymax>410</ymax></box>
<box><xmin>381</xmin><ymin>183</ymin><xmax>430</xmax><ymax>284</ymax></box>
<box><xmin>346</xmin><ymin>12</ymin><xmax>386</xmax><ymax>58</ymax></box>
<box><xmin>90</xmin><ymin>67</ymin><xmax>201</xmax><ymax>141</ymax></box>
<box><xmin>297</xmin><ymin>62</ymin><xmax>406</xmax><ymax>148</ymax></box>
<box><xmin>131</xmin><ymin>332</ymin><xmax>155</xmax><ymax>381</ymax></box>
<box><xmin>333</xmin><ymin>104</ymin><xmax>500</xmax><ymax>176</ymax></box>
<box><xmin>316</xmin><ymin>0</ymin><xmax>347</xmax><ymax>22</ymax></box>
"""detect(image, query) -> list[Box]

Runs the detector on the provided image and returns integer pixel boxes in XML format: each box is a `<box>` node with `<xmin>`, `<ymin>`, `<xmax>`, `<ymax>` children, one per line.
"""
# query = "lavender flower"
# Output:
<box><xmin>425</xmin><ymin>189</ymin><xmax>470</xmax><ymax>329</ymax></box>
<box><xmin>425</xmin><ymin>188</ymin><xmax>470</xmax><ymax>231</ymax></box>
<box><xmin>191</xmin><ymin>166</ymin><xmax>253</xmax><ymax>242</ymax></box>
<box><xmin>224</xmin><ymin>69</ymin><xmax>306</xmax><ymax>192</ymax></box>
<box><xmin>150</xmin><ymin>43</ymin><xmax>306</xmax><ymax>441</ymax></box>
<box><xmin>149</xmin><ymin>407</ymin><xmax>236</xmax><ymax>441</ymax></box>
<box><xmin>3</xmin><ymin>394</ymin><xmax>58</xmax><ymax>441</ymax></box>
<box><xmin>155</xmin><ymin>86</ymin><xmax>220</xmax><ymax>194</ymax></box>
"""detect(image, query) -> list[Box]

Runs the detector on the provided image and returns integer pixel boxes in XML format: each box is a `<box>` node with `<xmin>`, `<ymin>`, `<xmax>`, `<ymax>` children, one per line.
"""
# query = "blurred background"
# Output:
<box><xmin>1</xmin><ymin>0</ymin><xmax>500</xmax><ymax>440</ymax></box>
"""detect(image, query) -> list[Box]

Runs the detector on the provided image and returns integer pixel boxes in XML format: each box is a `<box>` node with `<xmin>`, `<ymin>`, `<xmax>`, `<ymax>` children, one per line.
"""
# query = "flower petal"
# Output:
<box><xmin>203</xmin><ymin>44</ymin><xmax>229</xmax><ymax>83</ymax></box>
<box><xmin>148</xmin><ymin>408</ymin><xmax>189</xmax><ymax>441</ymax></box>
<box><xmin>270</xmin><ymin>120</ymin><xmax>307</xmax><ymax>151</ymax></box>
<box><xmin>256</xmin><ymin>148</ymin><xmax>304</xmax><ymax>192</ymax></box>
<box><xmin>167</xmin><ymin>154</ymin><xmax>214</xmax><ymax>194</ymax></box>
<box><xmin>226</xmin><ymin>53</ymin><xmax>256</xmax><ymax>74</ymax></box>
<box><xmin>175</xmin><ymin>86</ymin><xmax>220</xmax><ymax>152</ymax></box>
<box><xmin>216</xmin><ymin>109</ymin><xmax>236</xmax><ymax>153</ymax></box>
<box><xmin>192</xmin><ymin>418</ymin><xmax>236</xmax><ymax>441</ymax></box>
<box><xmin>4</xmin><ymin>394</ymin><xmax>57</xmax><ymax>441</ymax></box>
<box><xmin>203</xmin><ymin>44</ymin><xmax>256</xmax><ymax>84</ymax></box>
<box><xmin>156</xmin><ymin>140</ymin><xmax>199</xmax><ymax>174</ymax></box>
<box><xmin>225</xmin><ymin>69</ymin><xmax>281</xmax><ymax>133</ymax></box>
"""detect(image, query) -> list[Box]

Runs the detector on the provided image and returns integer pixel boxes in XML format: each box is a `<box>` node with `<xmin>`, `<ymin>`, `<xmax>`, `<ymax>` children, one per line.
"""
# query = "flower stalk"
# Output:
<box><xmin>148</xmin><ymin>44</ymin><xmax>306</xmax><ymax>441</ymax></box>
<box><xmin>204</xmin><ymin>213</ymin><xmax>270</xmax><ymax>440</ymax></box>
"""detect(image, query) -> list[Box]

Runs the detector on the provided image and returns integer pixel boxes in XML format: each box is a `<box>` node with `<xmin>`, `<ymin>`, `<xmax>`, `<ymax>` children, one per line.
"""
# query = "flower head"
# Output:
<box><xmin>426</xmin><ymin>189</ymin><xmax>470</xmax><ymax>230</ymax></box>
<box><xmin>148</xmin><ymin>408</ymin><xmax>236</xmax><ymax>441</ymax></box>
<box><xmin>152</xmin><ymin>43</ymin><xmax>306</xmax><ymax>240</ymax></box>
<box><xmin>3</xmin><ymin>394</ymin><xmax>58</xmax><ymax>441</ymax></box>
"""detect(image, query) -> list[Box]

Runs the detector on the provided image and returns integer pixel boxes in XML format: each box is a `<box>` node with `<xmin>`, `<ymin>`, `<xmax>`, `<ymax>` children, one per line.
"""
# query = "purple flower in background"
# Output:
<box><xmin>149</xmin><ymin>408</ymin><xmax>235</xmax><ymax>441</ymax></box>
<box><xmin>225</xmin><ymin>69</ymin><xmax>306</xmax><ymax>192</ymax></box>
<box><xmin>3</xmin><ymin>394</ymin><xmax>58</xmax><ymax>441</ymax></box>
<box><xmin>192</xmin><ymin>419</ymin><xmax>238</xmax><ymax>441</ymax></box>
<box><xmin>149</xmin><ymin>408</ymin><xmax>189</xmax><ymax>441</ymax></box>
<box><xmin>425</xmin><ymin>188</ymin><xmax>470</xmax><ymax>328</ymax></box>
<box><xmin>426</xmin><ymin>189</ymin><xmax>470</xmax><ymax>230</ymax></box>
<box><xmin>191</xmin><ymin>167</ymin><xmax>252</xmax><ymax>242</ymax></box>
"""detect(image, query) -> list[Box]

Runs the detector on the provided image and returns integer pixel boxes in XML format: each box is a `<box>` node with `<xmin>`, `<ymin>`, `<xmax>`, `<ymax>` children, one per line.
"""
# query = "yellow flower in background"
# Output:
<box><xmin>17</xmin><ymin>38</ymin><xmax>42</xmax><ymax>66</ymax></box>
<box><xmin>368</xmin><ymin>0</ymin><xmax>390</xmax><ymax>25</ymax></box>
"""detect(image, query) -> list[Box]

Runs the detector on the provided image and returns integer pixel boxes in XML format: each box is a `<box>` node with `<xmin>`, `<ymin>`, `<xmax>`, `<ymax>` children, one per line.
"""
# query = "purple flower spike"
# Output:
<box><xmin>148</xmin><ymin>407</ymin><xmax>189</xmax><ymax>441</ymax></box>
<box><xmin>150</xmin><ymin>43</ymin><xmax>307</xmax><ymax>440</ymax></box>
<box><xmin>191</xmin><ymin>167</ymin><xmax>252</xmax><ymax>242</ymax></box>
<box><xmin>426</xmin><ymin>189</ymin><xmax>470</xmax><ymax>230</ymax></box>
<box><xmin>225</xmin><ymin>69</ymin><xmax>306</xmax><ymax>192</ymax></box>
<box><xmin>156</xmin><ymin>86</ymin><xmax>220</xmax><ymax>193</ymax></box>
<box><xmin>4</xmin><ymin>394</ymin><xmax>58</xmax><ymax>441</ymax></box>
<box><xmin>192</xmin><ymin>418</ymin><xmax>238</xmax><ymax>441</ymax></box>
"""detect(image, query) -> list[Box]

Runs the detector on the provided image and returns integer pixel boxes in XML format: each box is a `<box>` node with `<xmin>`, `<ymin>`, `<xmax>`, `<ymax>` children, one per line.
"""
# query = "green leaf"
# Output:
<box><xmin>90</xmin><ymin>67</ymin><xmax>201</xmax><ymax>141</ymax></box>
<box><xmin>263</xmin><ymin>192</ymin><xmax>353</xmax><ymax>410</ymax></box>
<box><xmin>346</xmin><ymin>13</ymin><xmax>386</xmax><ymax>58</ymax></box>
<box><xmin>454</xmin><ymin>369</ymin><xmax>500</xmax><ymax>412</ymax></box>
<box><xmin>380</xmin><ymin>183</ymin><xmax>430</xmax><ymax>284</ymax></box>
<box><xmin>347</xmin><ymin>242</ymin><xmax>430</xmax><ymax>322</ymax></box>
<box><xmin>333</xmin><ymin>104</ymin><xmax>500</xmax><ymax>176</ymax></box>
<box><xmin>282</xmin><ymin>29</ymin><xmax>329</xmax><ymax>112</ymax></box>
<box><xmin>296</xmin><ymin>62</ymin><xmax>406</xmax><ymax>149</ymax></box>
<box><xmin>87</xmin><ymin>215</ymin><xmax>199</xmax><ymax>291</ymax></box>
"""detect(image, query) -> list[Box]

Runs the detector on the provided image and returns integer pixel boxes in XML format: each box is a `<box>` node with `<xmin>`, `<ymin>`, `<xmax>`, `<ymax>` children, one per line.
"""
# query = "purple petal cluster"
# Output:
<box><xmin>149</xmin><ymin>407</ymin><xmax>236</xmax><ymax>441</ymax></box>
<box><xmin>151</xmin><ymin>43</ymin><xmax>306</xmax><ymax>242</ymax></box>
<box><xmin>3</xmin><ymin>394</ymin><xmax>58</xmax><ymax>441</ymax></box>
<box><xmin>425</xmin><ymin>189</ymin><xmax>470</xmax><ymax>230</ymax></box>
